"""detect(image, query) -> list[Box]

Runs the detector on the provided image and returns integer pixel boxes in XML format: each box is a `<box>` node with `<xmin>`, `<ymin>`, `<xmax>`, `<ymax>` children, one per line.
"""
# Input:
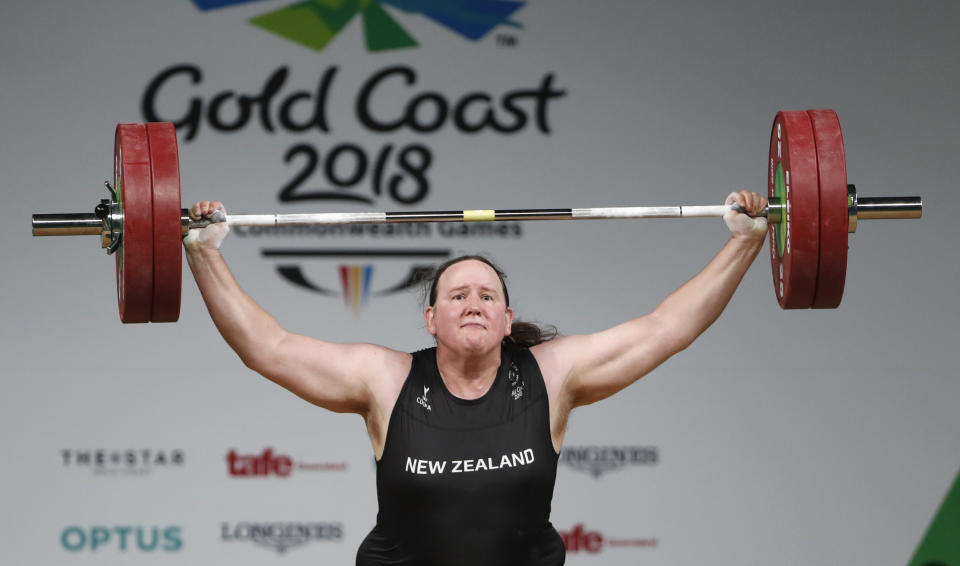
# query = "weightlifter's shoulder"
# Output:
<box><xmin>341</xmin><ymin>342</ymin><xmax>412</xmax><ymax>395</ymax></box>
<box><xmin>312</xmin><ymin>340</ymin><xmax>411</xmax><ymax>381</ymax></box>
<box><xmin>348</xmin><ymin>343</ymin><xmax>412</xmax><ymax>420</ymax></box>
<box><xmin>363</xmin><ymin>343</ymin><xmax>413</xmax><ymax>379</ymax></box>
<box><xmin>253</xmin><ymin>335</ymin><xmax>410</xmax><ymax>413</ymax></box>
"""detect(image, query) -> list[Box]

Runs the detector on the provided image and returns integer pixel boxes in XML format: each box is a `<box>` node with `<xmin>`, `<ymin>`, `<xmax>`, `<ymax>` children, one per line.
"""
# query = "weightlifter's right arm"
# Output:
<box><xmin>183</xmin><ymin>201</ymin><xmax>410</xmax><ymax>421</ymax></box>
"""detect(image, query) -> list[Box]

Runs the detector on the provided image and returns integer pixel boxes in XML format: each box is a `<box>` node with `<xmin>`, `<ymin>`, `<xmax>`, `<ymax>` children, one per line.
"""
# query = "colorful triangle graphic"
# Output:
<box><xmin>910</xmin><ymin>466</ymin><xmax>960</xmax><ymax>565</ymax></box>
<box><xmin>193</xmin><ymin>0</ymin><xmax>523</xmax><ymax>52</ymax></box>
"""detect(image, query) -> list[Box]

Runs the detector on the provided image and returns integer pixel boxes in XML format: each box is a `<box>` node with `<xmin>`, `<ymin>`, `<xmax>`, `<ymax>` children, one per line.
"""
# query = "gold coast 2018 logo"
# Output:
<box><xmin>155</xmin><ymin>1</ymin><xmax>562</xmax><ymax>314</ymax></box>
<box><xmin>191</xmin><ymin>0</ymin><xmax>526</xmax><ymax>52</ymax></box>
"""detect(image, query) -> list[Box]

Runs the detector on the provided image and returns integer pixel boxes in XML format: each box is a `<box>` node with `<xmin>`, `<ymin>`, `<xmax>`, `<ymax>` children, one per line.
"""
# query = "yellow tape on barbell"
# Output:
<box><xmin>463</xmin><ymin>209</ymin><xmax>496</xmax><ymax>222</ymax></box>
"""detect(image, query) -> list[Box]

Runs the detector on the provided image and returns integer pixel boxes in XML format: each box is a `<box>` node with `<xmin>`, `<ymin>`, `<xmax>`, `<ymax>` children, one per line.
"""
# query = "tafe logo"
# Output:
<box><xmin>559</xmin><ymin>523</ymin><xmax>658</xmax><ymax>554</ymax></box>
<box><xmin>561</xmin><ymin>523</ymin><xmax>604</xmax><ymax>553</ymax></box>
<box><xmin>228</xmin><ymin>448</ymin><xmax>292</xmax><ymax>477</ymax></box>
<box><xmin>227</xmin><ymin>448</ymin><xmax>348</xmax><ymax>477</ymax></box>
<box><xmin>192</xmin><ymin>0</ymin><xmax>526</xmax><ymax>52</ymax></box>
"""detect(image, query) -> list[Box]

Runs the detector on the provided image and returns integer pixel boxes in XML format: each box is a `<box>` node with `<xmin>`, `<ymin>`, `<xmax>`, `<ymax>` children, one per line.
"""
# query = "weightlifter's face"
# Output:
<box><xmin>426</xmin><ymin>260</ymin><xmax>513</xmax><ymax>354</ymax></box>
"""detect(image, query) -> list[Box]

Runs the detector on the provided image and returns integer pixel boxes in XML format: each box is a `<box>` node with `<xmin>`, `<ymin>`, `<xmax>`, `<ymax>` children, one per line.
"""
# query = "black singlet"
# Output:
<box><xmin>356</xmin><ymin>343</ymin><xmax>565</xmax><ymax>566</ymax></box>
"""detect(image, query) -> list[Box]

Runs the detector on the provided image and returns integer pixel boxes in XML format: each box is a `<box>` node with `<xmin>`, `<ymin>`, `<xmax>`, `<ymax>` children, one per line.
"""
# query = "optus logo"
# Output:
<box><xmin>192</xmin><ymin>0</ymin><xmax>525</xmax><ymax>52</ymax></box>
<box><xmin>60</xmin><ymin>526</ymin><xmax>182</xmax><ymax>553</ymax></box>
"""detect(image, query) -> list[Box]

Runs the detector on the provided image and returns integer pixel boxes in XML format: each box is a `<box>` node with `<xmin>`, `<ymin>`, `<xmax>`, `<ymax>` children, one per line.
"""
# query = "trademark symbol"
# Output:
<box><xmin>496</xmin><ymin>34</ymin><xmax>518</xmax><ymax>47</ymax></box>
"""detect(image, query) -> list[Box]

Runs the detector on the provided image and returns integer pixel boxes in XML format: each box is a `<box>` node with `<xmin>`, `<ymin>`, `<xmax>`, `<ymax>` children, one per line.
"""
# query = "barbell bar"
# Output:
<box><xmin>32</xmin><ymin>195</ymin><xmax>923</xmax><ymax>235</ymax></box>
<box><xmin>30</xmin><ymin>111</ymin><xmax>923</xmax><ymax>322</ymax></box>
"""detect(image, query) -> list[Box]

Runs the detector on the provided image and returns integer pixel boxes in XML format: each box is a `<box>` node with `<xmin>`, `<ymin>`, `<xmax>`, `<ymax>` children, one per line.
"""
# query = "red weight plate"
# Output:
<box><xmin>146</xmin><ymin>123</ymin><xmax>183</xmax><ymax>322</ymax></box>
<box><xmin>807</xmin><ymin>109</ymin><xmax>848</xmax><ymax>309</ymax></box>
<box><xmin>768</xmin><ymin>111</ymin><xmax>820</xmax><ymax>308</ymax></box>
<box><xmin>115</xmin><ymin>124</ymin><xmax>154</xmax><ymax>323</ymax></box>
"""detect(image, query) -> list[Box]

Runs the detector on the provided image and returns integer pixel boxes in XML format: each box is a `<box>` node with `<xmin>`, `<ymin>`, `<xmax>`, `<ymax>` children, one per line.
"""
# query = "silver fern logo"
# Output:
<box><xmin>507</xmin><ymin>363</ymin><xmax>524</xmax><ymax>400</ymax></box>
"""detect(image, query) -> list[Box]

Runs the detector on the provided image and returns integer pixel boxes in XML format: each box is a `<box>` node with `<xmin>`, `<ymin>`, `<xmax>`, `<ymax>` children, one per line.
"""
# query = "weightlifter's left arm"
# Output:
<box><xmin>533</xmin><ymin>191</ymin><xmax>768</xmax><ymax>424</ymax></box>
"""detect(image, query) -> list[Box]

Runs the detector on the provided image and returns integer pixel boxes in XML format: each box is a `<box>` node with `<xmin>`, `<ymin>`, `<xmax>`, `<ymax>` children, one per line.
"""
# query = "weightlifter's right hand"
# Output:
<box><xmin>183</xmin><ymin>200</ymin><xmax>229</xmax><ymax>251</ymax></box>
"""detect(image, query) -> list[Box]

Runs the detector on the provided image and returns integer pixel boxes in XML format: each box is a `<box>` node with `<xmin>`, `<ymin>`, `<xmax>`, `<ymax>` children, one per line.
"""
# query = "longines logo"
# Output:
<box><xmin>61</xmin><ymin>449</ymin><xmax>184</xmax><ymax>476</ymax></box>
<box><xmin>221</xmin><ymin>521</ymin><xmax>343</xmax><ymax>554</ymax></box>
<box><xmin>227</xmin><ymin>448</ymin><xmax>347</xmax><ymax>477</ymax></box>
<box><xmin>559</xmin><ymin>446</ymin><xmax>658</xmax><ymax>478</ymax></box>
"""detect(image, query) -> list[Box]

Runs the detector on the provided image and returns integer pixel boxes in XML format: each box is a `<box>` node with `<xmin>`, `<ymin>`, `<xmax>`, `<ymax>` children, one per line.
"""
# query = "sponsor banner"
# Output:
<box><xmin>60</xmin><ymin>525</ymin><xmax>183</xmax><ymax>553</ymax></box>
<box><xmin>559</xmin><ymin>446</ymin><xmax>658</xmax><ymax>478</ymax></box>
<box><xmin>221</xmin><ymin>521</ymin><xmax>344</xmax><ymax>554</ymax></box>
<box><xmin>559</xmin><ymin>523</ymin><xmax>657</xmax><ymax>555</ymax></box>
<box><xmin>227</xmin><ymin>448</ymin><xmax>348</xmax><ymax>477</ymax></box>
<box><xmin>61</xmin><ymin>449</ymin><xmax>185</xmax><ymax>476</ymax></box>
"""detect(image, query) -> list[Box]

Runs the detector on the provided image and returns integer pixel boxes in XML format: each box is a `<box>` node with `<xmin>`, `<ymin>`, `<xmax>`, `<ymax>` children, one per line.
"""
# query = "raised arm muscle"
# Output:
<box><xmin>187</xmin><ymin>246</ymin><xmax>409</xmax><ymax>415</ymax></box>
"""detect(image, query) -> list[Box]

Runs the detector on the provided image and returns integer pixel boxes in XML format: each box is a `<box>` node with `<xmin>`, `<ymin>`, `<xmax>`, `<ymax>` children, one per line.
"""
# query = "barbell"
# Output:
<box><xmin>31</xmin><ymin>110</ymin><xmax>922</xmax><ymax>323</ymax></box>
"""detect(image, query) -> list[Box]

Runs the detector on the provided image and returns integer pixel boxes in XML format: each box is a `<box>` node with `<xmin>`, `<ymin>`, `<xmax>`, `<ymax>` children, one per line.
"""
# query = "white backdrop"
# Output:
<box><xmin>2</xmin><ymin>1</ymin><xmax>958</xmax><ymax>564</ymax></box>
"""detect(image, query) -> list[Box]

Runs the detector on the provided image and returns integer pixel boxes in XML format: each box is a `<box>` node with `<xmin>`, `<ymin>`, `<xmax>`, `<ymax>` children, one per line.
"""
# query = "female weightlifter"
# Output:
<box><xmin>184</xmin><ymin>190</ymin><xmax>768</xmax><ymax>566</ymax></box>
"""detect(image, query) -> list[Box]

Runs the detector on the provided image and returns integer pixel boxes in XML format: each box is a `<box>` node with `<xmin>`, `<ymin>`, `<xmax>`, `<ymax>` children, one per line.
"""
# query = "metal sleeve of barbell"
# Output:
<box><xmin>32</xmin><ymin>213</ymin><xmax>103</xmax><ymax>236</ymax></box>
<box><xmin>217</xmin><ymin>206</ymin><xmax>739</xmax><ymax>227</ymax></box>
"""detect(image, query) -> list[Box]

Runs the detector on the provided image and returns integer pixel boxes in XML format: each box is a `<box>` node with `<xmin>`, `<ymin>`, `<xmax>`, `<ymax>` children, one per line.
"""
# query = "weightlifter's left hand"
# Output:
<box><xmin>723</xmin><ymin>190</ymin><xmax>768</xmax><ymax>241</ymax></box>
